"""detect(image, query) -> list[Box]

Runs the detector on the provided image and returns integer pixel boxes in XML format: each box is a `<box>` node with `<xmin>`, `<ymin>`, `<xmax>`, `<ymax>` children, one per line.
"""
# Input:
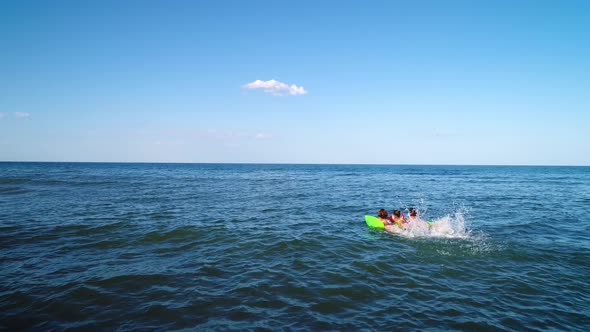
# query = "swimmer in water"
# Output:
<box><xmin>407</xmin><ymin>207</ymin><xmax>433</xmax><ymax>232</ymax></box>
<box><xmin>408</xmin><ymin>208</ymin><xmax>418</xmax><ymax>221</ymax></box>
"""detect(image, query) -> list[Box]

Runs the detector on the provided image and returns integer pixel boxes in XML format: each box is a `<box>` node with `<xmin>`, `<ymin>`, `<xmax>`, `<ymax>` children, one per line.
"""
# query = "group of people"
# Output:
<box><xmin>376</xmin><ymin>207</ymin><xmax>427</xmax><ymax>232</ymax></box>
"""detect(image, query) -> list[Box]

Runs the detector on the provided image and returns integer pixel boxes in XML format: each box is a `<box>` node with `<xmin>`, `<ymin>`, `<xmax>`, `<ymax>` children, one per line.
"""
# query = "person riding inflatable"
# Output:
<box><xmin>390</xmin><ymin>209</ymin><xmax>406</xmax><ymax>228</ymax></box>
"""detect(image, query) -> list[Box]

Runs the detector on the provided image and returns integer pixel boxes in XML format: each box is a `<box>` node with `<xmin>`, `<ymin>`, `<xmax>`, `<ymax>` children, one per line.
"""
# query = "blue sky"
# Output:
<box><xmin>1</xmin><ymin>0</ymin><xmax>589</xmax><ymax>165</ymax></box>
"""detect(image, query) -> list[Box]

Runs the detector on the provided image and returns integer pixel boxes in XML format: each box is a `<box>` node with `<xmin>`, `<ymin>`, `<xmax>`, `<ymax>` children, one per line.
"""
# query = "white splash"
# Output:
<box><xmin>386</xmin><ymin>210</ymin><xmax>469</xmax><ymax>239</ymax></box>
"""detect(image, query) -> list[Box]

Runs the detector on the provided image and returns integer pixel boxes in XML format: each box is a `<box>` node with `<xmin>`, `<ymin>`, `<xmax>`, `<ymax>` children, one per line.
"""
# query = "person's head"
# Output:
<box><xmin>378</xmin><ymin>209</ymin><xmax>388</xmax><ymax>219</ymax></box>
<box><xmin>409</xmin><ymin>208</ymin><xmax>417</xmax><ymax>217</ymax></box>
<box><xmin>393</xmin><ymin>210</ymin><xmax>401</xmax><ymax>218</ymax></box>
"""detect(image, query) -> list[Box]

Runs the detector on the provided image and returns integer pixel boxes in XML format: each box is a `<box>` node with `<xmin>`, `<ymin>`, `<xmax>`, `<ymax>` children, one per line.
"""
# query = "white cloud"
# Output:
<box><xmin>242</xmin><ymin>79</ymin><xmax>307</xmax><ymax>96</ymax></box>
<box><xmin>0</xmin><ymin>112</ymin><xmax>30</xmax><ymax>119</ymax></box>
<box><xmin>14</xmin><ymin>112</ymin><xmax>31</xmax><ymax>118</ymax></box>
<box><xmin>193</xmin><ymin>129</ymin><xmax>274</xmax><ymax>141</ymax></box>
<box><xmin>254</xmin><ymin>133</ymin><xmax>273</xmax><ymax>140</ymax></box>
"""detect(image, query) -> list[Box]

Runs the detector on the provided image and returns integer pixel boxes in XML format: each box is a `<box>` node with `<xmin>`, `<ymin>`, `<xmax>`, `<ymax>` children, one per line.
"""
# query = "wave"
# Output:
<box><xmin>0</xmin><ymin>187</ymin><xmax>32</xmax><ymax>195</ymax></box>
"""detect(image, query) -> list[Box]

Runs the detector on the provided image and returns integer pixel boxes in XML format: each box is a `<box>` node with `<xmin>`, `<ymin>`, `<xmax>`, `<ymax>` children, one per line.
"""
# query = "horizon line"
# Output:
<box><xmin>0</xmin><ymin>160</ymin><xmax>588</xmax><ymax>167</ymax></box>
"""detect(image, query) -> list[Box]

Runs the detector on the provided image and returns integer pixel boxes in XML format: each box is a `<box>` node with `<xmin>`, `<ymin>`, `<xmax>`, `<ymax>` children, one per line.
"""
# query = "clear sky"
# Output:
<box><xmin>1</xmin><ymin>0</ymin><xmax>589</xmax><ymax>165</ymax></box>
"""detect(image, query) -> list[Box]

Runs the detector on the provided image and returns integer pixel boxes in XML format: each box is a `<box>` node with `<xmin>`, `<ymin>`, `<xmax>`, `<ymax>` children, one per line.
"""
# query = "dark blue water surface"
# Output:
<box><xmin>1</xmin><ymin>162</ymin><xmax>589</xmax><ymax>331</ymax></box>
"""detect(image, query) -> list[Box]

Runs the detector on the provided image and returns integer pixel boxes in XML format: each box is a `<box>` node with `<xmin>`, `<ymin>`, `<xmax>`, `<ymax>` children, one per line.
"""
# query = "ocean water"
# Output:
<box><xmin>1</xmin><ymin>162</ymin><xmax>589</xmax><ymax>331</ymax></box>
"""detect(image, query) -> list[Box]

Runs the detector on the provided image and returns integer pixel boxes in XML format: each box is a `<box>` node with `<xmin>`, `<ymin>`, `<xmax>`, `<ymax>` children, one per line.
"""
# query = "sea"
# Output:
<box><xmin>1</xmin><ymin>162</ymin><xmax>589</xmax><ymax>331</ymax></box>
